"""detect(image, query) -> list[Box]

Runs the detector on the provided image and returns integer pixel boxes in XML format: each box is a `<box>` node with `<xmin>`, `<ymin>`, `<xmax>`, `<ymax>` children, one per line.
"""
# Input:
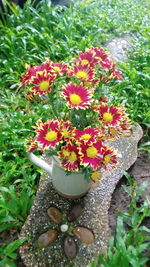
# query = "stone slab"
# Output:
<box><xmin>19</xmin><ymin>124</ymin><xmax>143</xmax><ymax>267</ymax></box>
<box><xmin>106</xmin><ymin>34</ymin><xmax>134</xmax><ymax>62</ymax></box>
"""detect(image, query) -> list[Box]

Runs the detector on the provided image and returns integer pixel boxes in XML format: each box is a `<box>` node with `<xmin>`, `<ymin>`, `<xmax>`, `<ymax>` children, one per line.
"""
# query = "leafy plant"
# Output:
<box><xmin>0</xmin><ymin>185</ymin><xmax>34</xmax><ymax>226</ymax></box>
<box><xmin>138</xmin><ymin>142</ymin><xmax>150</xmax><ymax>155</ymax></box>
<box><xmin>90</xmin><ymin>173</ymin><xmax>150</xmax><ymax>267</ymax></box>
<box><xmin>111</xmin><ymin>34</ymin><xmax>150</xmax><ymax>126</ymax></box>
<box><xmin>0</xmin><ymin>238</ymin><xmax>28</xmax><ymax>267</ymax></box>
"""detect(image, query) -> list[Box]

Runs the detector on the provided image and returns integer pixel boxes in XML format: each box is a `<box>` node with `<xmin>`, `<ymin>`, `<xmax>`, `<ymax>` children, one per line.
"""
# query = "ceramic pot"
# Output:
<box><xmin>28</xmin><ymin>153</ymin><xmax>91</xmax><ymax>199</ymax></box>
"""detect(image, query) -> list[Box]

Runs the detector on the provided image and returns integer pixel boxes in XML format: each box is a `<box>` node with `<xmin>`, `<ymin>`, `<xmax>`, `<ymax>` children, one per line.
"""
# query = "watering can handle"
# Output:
<box><xmin>28</xmin><ymin>152</ymin><xmax>52</xmax><ymax>176</ymax></box>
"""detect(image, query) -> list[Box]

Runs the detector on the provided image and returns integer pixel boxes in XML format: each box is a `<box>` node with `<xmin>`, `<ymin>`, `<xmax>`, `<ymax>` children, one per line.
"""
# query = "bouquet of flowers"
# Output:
<box><xmin>21</xmin><ymin>47</ymin><xmax>131</xmax><ymax>182</ymax></box>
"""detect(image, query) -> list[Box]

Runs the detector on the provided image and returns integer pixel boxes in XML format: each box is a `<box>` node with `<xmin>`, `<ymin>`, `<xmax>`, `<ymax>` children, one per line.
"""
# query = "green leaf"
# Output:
<box><xmin>138</xmin><ymin>226</ymin><xmax>150</xmax><ymax>233</ymax></box>
<box><xmin>3</xmin><ymin>238</ymin><xmax>28</xmax><ymax>257</ymax></box>
<box><xmin>138</xmin><ymin>257</ymin><xmax>149</xmax><ymax>265</ymax></box>
<box><xmin>0</xmin><ymin>222</ymin><xmax>20</xmax><ymax>232</ymax></box>
<box><xmin>137</xmin><ymin>243</ymin><xmax>150</xmax><ymax>253</ymax></box>
<box><xmin>0</xmin><ymin>258</ymin><xmax>17</xmax><ymax>267</ymax></box>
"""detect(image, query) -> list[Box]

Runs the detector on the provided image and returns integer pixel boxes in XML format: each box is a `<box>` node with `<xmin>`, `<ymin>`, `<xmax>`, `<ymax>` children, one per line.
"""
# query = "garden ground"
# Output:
<box><xmin>0</xmin><ymin>0</ymin><xmax>150</xmax><ymax>266</ymax></box>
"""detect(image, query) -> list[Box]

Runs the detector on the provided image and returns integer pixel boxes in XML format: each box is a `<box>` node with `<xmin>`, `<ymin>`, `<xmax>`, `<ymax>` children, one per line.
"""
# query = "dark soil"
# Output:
<box><xmin>109</xmin><ymin>149</ymin><xmax>150</xmax><ymax>234</ymax></box>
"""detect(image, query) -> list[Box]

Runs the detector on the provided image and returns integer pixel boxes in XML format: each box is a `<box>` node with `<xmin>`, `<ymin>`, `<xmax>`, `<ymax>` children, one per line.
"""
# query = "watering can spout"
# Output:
<box><xmin>28</xmin><ymin>152</ymin><xmax>52</xmax><ymax>176</ymax></box>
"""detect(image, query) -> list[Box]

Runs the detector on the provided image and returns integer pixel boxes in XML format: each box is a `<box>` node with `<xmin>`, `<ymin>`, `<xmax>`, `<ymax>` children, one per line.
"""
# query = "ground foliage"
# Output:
<box><xmin>0</xmin><ymin>0</ymin><xmax>150</xmax><ymax>266</ymax></box>
<box><xmin>90</xmin><ymin>173</ymin><xmax>150</xmax><ymax>267</ymax></box>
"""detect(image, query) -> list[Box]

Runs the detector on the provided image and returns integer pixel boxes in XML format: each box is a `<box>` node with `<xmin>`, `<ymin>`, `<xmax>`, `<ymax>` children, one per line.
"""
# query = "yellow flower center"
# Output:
<box><xmin>103</xmin><ymin>112</ymin><xmax>113</xmax><ymax>122</ymax></box>
<box><xmin>81</xmin><ymin>134</ymin><xmax>91</xmax><ymax>140</ymax></box>
<box><xmin>68</xmin><ymin>151</ymin><xmax>77</xmax><ymax>162</ymax></box>
<box><xmin>39</xmin><ymin>80</ymin><xmax>49</xmax><ymax>91</ymax></box>
<box><xmin>53</xmin><ymin>66</ymin><xmax>61</xmax><ymax>72</ymax></box>
<box><xmin>36</xmin><ymin>70</ymin><xmax>45</xmax><ymax>76</ymax></box>
<box><xmin>104</xmin><ymin>155</ymin><xmax>110</xmax><ymax>164</ymax></box>
<box><xmin>110</xmin><ymin>129</ymin><xmax>117</xmax><ymax>135</ymax></box>
<box><xmin>76</xmin><ymin>71</ymin><xmax>88</xmax><ymax>79</ymax></box>
<box><xmin>62</xmin><ymin>129</ymin><xmax>69</xmax><ymax>138</ymax></box>
<box><xmin>62</xmin><ymin>149</ymin><xmax>70</xmax><ymax>157</ymax></box>
<box><xmin>108</xmin><ymin>74</ymin><xmax>113</xmax><ymax>79</ymax></box>
<box><xmin>70</xmin><ymin>94</ymin><xmax>82</xmax><ymax>105</ymax></box>
<box><xmin>25</xmin><ymin>63</ymin><xmax>30</xmax><ymax>69</ymax></box>
<box><xmin>86</xmin><ymin>146</ymin><xmax>98</xmax><ymax>158</ymax></box>
<box><xmin>82</xmin><ymin>59</ymin><xmax>88</xmax><ymax>64</ymax></box>
<box><xmin>91</xmin><ymin>171</ymin><xmax>99</xmax><ymax>181</ymax></box>
<box><xmin>98</xmin><ymin>57</ymin><xmax>102</xmax><ymax>61</ymax></box>
<box><xmin>45</xmin><ymin>131</ymin><xmax>57</xmax><ymax>141</ymax></box>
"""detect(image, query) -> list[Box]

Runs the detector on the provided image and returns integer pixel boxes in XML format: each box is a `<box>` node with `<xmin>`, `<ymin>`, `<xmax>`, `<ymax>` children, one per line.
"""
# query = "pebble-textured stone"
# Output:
<box><xmin>67</xmin><ymin>204</ymin><xmax>83</xmax><ymax>222</ymax></box>
<box><xmin>73</xmin><ymin>227</ymin><xmax>94</xmax><ymax>244</ymax></box>
<box><xmin>47</xmin><ymin>207</ymin><xmax>62</xmax><ymax>224</ymax></box>
<box><xmin>38</xmin><ymin>229</ymin><xmax>58</xmax><ymax>247</ymax></box>
<box><xmin>60</xmin><ymin>224</ymin><xmax>69</xmax><ymax>232</ymax></box>
<box><xmin>19</xmin><ymin>124</ymin><xmax>143</xmax><ymax>267</ymax></box>
<box><xmin>64</xmin><ymin>237</ymin><xmax>77</xmax><ymax>260</ymax></box>
<box><xmin>106</xmin><ymin>34</ymin><xmax>134</xmax><ymax>62</ymax></box>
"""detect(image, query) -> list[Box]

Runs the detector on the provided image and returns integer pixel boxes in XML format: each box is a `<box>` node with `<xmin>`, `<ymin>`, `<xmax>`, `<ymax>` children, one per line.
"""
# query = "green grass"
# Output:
<box><xmin>112</xmin><ymin>35</ymin><xmax>150</xmax><ymax>125</ymax></box>
<box><xmin>0</xmin><ymin>0</ymin><xmax>150</xmax><ymax>265</ymax></box>
<box><xmin>0</xmin><ymin>0</ymin><xmax>150</xmax><ymax>87</ymax></box>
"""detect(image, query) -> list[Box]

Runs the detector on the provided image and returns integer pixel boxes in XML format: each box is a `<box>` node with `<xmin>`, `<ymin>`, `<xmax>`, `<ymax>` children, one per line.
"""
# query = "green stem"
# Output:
<box><xmin>48</xmin><ymin>92</ymin><xmax>58</xmax><ymax>118</ymax></box>
<box><xmin>62</xmin><ymin>105</ymin><xmax>69</xmax><ymax>120</ymax></box>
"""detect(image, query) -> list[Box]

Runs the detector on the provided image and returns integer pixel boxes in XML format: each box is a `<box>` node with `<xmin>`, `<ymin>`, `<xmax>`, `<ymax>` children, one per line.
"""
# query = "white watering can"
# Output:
<box><xmin>28</xmin><ymin>152</ymin><xmax>91</xmax><ymax>199</ymax></box>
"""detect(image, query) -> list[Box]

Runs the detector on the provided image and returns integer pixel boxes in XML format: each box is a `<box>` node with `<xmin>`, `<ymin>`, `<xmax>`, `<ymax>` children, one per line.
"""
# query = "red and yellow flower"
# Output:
<box><xmin>36</xmin><ymin>120</ymin><xmax>62</xmax><ymax>148</ymax></box>
<box><xmin>91</xmin><ymin>47</ymin><xmax>110</xmax><ymax>69</ymax></box>
<box><xmin>22</xmin><ymin>46</ymin><xmax>130</xmax><ymax>180</ymax></box>
<box><xmin>58</xmin><ymin>143</ymin><xmax>79</xmax><ymax>171</ymax></box>
<box><xmin>101</xmin><ymin>145</ymin><xmax>118</xmax><ymax>170</ymax></box>
<box><xmin>97</xmin><ymin>104</ymin><xmax>122</xmax><ymax>126</ymax></box>
<box><xmin>33</xmin><ymin>119</ymin><xmax>44</xmax><ymax>132</ymax></box>
<box><xmin>73</xmin><ymin>49</ymin><xmax>97</xmax><ymax>67</ymax></box>
<box><xmin>24</xmin><ymin>91</ymin><xmax>35</xmax><ymax>101</ymax></box>
<box><xmin>52</xmin><ymin>62</ymin><xmax>68</xmax><ymax>75</ymax></box>
<box><xmin>75</xmin><ymin>127</ymin><xmax>99</xmax><ymax>145</ymax></box>
<box><xmin>30</xmin><ymin>71</ymin><xmax>55</xmax><ymax>95</ymax></box>
<box><xmin>92</xmin><ymin>47</ymin><xmax>108</xmax><ymax>61</ymax></box>
<box><xmin>71</xmin><ymin>64</ymin><xmax>96</xmax><ymax>83</ymax></box>
<box><xmin>79</xmin><ymin>140</ymin><xmax>103</xmax><ymax>170</ymax></box>
<box><xmin>120</xmin><ymin>119</ymin><xmax>132</xmax><ymax>132</ymax></box>
<box><xmin>25</xmin><ymin>137</ymin><xmax>38</xmax><ymax>152</ymax></box>
<box><xmin>110</xmin><ymin>63</ymin><xmax>123</xmax><ymax>80</ymax></box>
<box><xmin>107</xmin><ymin>125</ymin><xmax>123</xmax><ymax>140</ymax></box>
<box><xmin>99</xmin><ymin>59</ymin><xmax>113</xmax><ymax>71</ymax></box>
<box><xmin>20</xmin><ymin>60</ymin><xmax>54</xmax><ymax>86</ymax></box>
<box><xmin>59</xmin><ymin>120</ymin><xmax>73</xmax><ymax>140</ymax></box>
<box><xmin>61</xmin><ymin>83</ymin><xmax>93</xmax><ymax>109</ymax></box>
<box><xmin>90</xmin><ymin>47</ymin><xmax>123</xmax><ymax>81</ymax></box>
<box><xmin>20</xmin><ymin>65</ymin><xmax>37</xmax><ymax>86</ymax></box>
